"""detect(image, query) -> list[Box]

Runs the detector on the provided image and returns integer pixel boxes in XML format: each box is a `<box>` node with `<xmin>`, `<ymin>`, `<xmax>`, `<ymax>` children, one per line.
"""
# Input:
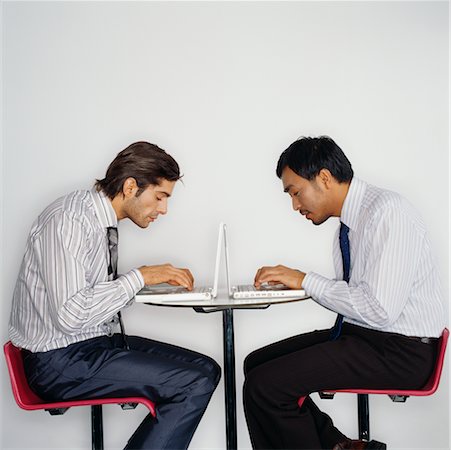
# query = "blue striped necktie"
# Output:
<box><xmin>330</xmin><ymin>222</ymin><xmax>350</xmax><ymax>340</ymax></box>
<box><xmin>107</xmin><ymin>227</ymin><xmax>129</xmax><ymax>350</ymax></box>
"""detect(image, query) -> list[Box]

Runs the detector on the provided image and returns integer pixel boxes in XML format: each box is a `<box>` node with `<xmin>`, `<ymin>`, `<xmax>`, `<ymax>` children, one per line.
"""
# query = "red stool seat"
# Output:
<box><xmin>298</xmin><ymin>328</ymin><xmax>449</xmax><ymax>443</ymax></box>
<box><xmin>4</xmin><ymin>341</ymin><xmax>156</xmax><ymax>449</ymax></box>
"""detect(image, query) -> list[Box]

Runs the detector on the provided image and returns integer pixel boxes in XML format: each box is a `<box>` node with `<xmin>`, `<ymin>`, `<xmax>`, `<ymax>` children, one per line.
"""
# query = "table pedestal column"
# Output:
<box><xmin>222</xmin><ymin>308</ymin><xmax>237</xmax><ymax>450</ymax></box>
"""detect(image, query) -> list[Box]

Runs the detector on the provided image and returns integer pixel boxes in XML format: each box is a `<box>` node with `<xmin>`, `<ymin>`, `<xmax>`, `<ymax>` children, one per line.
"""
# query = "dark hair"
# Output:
<box><xmin>276</xmin><ymin>136</ymin><xmax>353</xmax><ymax>183</ymax></box>
<box><xmin>95</xmin><ymin>141</ymin><xmax>182</xmax><ymax>199</ymax></box>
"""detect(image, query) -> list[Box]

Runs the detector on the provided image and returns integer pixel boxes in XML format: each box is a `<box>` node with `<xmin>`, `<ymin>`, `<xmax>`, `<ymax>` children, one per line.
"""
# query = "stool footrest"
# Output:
<box><xmin>364</xmin><ymin>440</ymin><xmax>387</xmax><ymax>450</ymax></box>
<box><xmin>389</xmin><ymin>395</ymin><xmax>408</xmax><ymax>402</ymax></box>
<box><xmin>120</xmin><ymin>402</ymin><xmax>138</xmax><ymax>410</ymax></box>
<box><xmin>46</xmin><ymin>408</ymin><xmax>69</xmax><ymax>415</ymax></box>
<box><xmin>319</xmin><ymin>391</ymin><xmax>336</xmax><ymax>399</ymax></box>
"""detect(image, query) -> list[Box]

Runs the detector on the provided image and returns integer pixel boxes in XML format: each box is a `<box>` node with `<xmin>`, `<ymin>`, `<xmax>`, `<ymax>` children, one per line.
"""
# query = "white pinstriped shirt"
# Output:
<box><xmin>303</xmin><ymin>177</ymin><xmax>445</xmax><ymax>338</ymax></box>
<box><xmin>9</xmin><ymin>188</ymin><xmax>144</xmax><ymax>352</ymax></box>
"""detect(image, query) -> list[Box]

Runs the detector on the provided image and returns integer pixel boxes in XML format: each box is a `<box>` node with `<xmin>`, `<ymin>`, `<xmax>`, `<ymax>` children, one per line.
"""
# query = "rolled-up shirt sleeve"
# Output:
<box><xmin>38</xmin><ymin>211</ymin><xmax>144</xmax><ymax>334</ymax></box>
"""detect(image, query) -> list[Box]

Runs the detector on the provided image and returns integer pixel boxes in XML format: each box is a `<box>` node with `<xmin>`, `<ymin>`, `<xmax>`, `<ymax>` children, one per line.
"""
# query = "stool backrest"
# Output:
<box><xmin>422</xmin><ymin>328</ymin><xmax>449</xmax><ymax>393</ymax></box>
<box><xmin>3</xmin><ymin>341</ymin><xmax>45</xmax><ymax>408</ymax></box>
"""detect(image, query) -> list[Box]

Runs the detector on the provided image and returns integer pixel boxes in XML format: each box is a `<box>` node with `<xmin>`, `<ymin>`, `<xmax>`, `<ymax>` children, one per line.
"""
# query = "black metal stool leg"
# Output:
<box><xmin>91</xmin><ymin>405</ymin><xmax>104</xmax><ymax>450</ymax></box>
<box><xmin>357</xmin><ymin>394</ymin><xmax>370</xmax><ymax>441</ymax></box>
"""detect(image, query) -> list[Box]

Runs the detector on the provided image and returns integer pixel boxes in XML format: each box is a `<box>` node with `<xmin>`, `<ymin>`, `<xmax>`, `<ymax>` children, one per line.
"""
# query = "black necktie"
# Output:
<box><xmin>330</xmin><ymin>222</ymin><xmax>350</xmax><ymax>340</ymax></box>
<box><xmin>107</xmin><ymin>227</ymin><xmax>129</xmax><ymax>350</ymax></box>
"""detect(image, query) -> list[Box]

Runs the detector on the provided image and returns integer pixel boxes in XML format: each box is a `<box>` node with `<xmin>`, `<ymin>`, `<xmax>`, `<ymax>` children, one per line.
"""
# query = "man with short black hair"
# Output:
<box><xmin>243</xmin><ymin>136</ymin><xmax>444</xmax><ymax>450</ymax></box>
<box><xmin>9</xmin><ymin>141</ymin><xmax>220</xmax><ymax>450</ymax></box>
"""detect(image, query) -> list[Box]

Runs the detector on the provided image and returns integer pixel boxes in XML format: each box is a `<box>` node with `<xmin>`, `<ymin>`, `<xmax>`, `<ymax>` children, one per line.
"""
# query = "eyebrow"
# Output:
<box><xmin>157</xmin><ymin>191</ymin><xmax>171</xmax><ymax>198</ymax></box>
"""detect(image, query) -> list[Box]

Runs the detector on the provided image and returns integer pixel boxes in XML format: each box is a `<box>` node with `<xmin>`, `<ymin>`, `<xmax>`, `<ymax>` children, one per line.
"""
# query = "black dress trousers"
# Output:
<box><xmin>23</xmin><ymin>334</ymin><xmax>221</xmax><ymax>450</ymax></box>
<box><xmin>243</xmin><ymin>323</ymin><xmax>437</xmax><ymax>450</ymax></box>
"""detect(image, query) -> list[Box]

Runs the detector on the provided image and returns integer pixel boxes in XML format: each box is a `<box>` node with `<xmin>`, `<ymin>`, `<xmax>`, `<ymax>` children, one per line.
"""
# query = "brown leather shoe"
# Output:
<box><xmin>332</xmin><ymin>439</ymin><xmax>387</xmax><ymax>450</ymax></box>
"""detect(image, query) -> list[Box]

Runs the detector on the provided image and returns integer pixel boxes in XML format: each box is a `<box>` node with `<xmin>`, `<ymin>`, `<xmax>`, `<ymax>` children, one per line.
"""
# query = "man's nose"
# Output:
<box><xmin>292</xmin><ymin>197</ymin><xmax>301</xmax><ymax>211</ymax></box>
<box><xmin>158</xmin><ymin>199</ymin><xmax>168</xmax><ymax>215</ymax></box>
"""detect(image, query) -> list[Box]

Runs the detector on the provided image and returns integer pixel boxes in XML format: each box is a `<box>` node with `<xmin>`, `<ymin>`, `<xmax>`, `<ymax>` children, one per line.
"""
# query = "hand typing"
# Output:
<box><xmin>138</xmin><ymin>264</ymin><xmax>194</xmax><ymax>290</ymax></box>
<box><xmin>254</xmin><ymin>265</ymin><xmax>305</xmax><ymax>290</ymax></box>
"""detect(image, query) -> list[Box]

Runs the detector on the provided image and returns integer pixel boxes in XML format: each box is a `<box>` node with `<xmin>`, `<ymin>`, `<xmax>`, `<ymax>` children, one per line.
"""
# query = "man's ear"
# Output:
<box><xmin>317</xmin><ymin>169</ymin><xmax>333</xmax><ymax>189</ymax></box>
<box><xmin>122</xmin><ymin>177</ymin><xmax>138</xmax><ymax>198</ymax></box>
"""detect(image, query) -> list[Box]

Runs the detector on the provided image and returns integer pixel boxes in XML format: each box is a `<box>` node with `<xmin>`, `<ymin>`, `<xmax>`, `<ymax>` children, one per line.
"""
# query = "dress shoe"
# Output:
<box><xmin>332</xmin><ymin>439</ymin><xmax>387</xmax><ymax>450</ymax></box>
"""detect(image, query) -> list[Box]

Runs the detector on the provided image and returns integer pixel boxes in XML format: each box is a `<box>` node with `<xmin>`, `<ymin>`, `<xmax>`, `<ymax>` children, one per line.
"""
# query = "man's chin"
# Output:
<box><xmin>305</xmin><ymin>214</ymin><xmax>328</xmax><ymax>226</ymax></box>
<box><xmin>311</xmin><ymin>216</ymin><xmax>329</xmax><ymax>226</ymax></box>
<box><xmin>129</xmin><ymin>218</ymin><xmax>151</xmax><ymax>229</ymax></box>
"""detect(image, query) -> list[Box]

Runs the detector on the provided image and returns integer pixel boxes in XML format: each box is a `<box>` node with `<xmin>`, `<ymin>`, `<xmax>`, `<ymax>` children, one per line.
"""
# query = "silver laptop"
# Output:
<box><xmin>223</xmin><ymin>224</ymin><xmax>307</xmax><ymax>300</ymax></box>
<box><xmin>135</xmin><ymin>224</ymin><xmax>224</xmax><ymax>302</ymax></box>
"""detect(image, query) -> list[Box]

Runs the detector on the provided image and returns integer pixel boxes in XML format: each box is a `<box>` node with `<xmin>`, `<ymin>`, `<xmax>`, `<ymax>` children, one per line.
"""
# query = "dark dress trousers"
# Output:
<box><xmin>24</xmin><ymin>333</ymin><xmax>221</xmax><ymax>450</ymax></box>
<box><xmin>243</xmin><ymin>323</ymin><xmax>437</xmax><ymax>449</ymax></box>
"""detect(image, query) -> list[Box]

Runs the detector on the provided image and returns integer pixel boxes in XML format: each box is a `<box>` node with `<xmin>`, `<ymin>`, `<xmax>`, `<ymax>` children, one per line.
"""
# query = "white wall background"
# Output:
<box><xmin>1</xmin><ymin>1</ymin><xmax>449</xmax><ymax>449</ymax></box>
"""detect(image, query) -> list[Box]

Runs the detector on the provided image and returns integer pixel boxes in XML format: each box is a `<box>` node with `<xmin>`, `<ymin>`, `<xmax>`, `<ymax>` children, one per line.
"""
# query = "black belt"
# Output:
<box><xmin>407</xmin><ymin>336</ymin><xmax>437</xmax><ymax>344</ymax></box>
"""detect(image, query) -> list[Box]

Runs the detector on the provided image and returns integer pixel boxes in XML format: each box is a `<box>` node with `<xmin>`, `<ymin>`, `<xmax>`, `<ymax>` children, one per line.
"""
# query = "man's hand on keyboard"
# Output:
<box><xmin>139</xmin><ymin>264</ymin><xmax>194</xmax><ymax>290</ymax></box>
<box><xmin>254</xmin><ymin>265</ymin><xmax>305</xmax><ymax>290</ymax></box>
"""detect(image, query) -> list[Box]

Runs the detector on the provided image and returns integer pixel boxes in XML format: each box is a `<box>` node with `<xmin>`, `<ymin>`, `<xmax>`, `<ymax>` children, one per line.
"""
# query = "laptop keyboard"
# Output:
<box><xmin>235</xmin><ymin>284</ymin><xmax>288</xmax><ymax>292</ymax></box>
<box><xmin>235</xmin><ymin>285</ymin><xmax>257</xmax><ymax>292</ymax></box>
<box><xmin>141</xmin><ymin>285</ymin><xmax>212</xmax><ymax>295</ymax></box>
<box><xmin>194</xmin><ymin>287</ymin><xmax>212</xmax><ymax>293</ymax></box>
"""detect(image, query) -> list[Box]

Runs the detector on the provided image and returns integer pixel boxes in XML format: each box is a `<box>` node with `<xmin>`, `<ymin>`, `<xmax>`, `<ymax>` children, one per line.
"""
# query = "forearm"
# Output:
<box><xmin>303</xmin><ymin>272</ymin><xmax>391</xmax><ymax>328</ymax></box>
<box><xmin>55</xmin><ymin>269</ymin><xmax>144</xmax><ymax>333</ymax></box>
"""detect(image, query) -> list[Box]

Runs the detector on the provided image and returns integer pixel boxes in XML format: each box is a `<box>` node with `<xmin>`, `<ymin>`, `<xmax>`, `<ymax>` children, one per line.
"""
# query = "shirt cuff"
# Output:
<box><xmin>302</xmin><ymin>272</ymin><xmax>335</xmax><ymax>300</ymax></box>
<box><xmin>117</xmin><ymin>269</ymin><xmax>145</xmax><ymax>303</ymax></box>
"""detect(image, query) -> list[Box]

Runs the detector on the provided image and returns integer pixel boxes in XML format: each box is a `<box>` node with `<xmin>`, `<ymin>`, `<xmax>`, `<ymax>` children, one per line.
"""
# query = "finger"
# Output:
<box><xmin>259</xmin><ymin>269</ymin><xmax>283</xmax><ymax>285</ymax></box>
<box><xmin>183</xmin><ymin>268</ymin><xmax>195</xmax><ymax>284</ymax></box>
<box><xmin>167</xmin><ymin>274</ymin><xmax>189</xmax><ymax>289</ymax></box>
<box><xmin>254</xmin><ymin>267</ymin><xmax>265</xmax><ymax>286</ymax></box>
<box><xmin>254</xmin><ymin>268</ymin><xmax>261</xmax><ymax>285</ymax></box>
<box><xmin>172</xmin><ymin>269</ymin><xmax>194</xmax><ymax>290</ymax></box>
<box><xmin>255</xmin><ymin>266</ymin><xmax>274</xmax><ymax>281</ymax></box>
<box><xmin>255</xmin><ymin>266</ymin><xmax>279</xmax><ymax>286</ymax></box>
<box><xmin>160</xmin><ymin>267</ymin><xmax>186</xmax><ymax>288</ymax></box>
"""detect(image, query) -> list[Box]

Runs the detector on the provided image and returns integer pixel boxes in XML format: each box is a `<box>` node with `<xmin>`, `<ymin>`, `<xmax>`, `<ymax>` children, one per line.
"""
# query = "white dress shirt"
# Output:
<box><xmin>303</xmin><ymin>177</ymin><xmax>445</xmax><ymax>338</ymax></box>
<box><xmin>9</xmin><ymin>188</ymin><xmax>144</xmax><ymax>352</ymax></box>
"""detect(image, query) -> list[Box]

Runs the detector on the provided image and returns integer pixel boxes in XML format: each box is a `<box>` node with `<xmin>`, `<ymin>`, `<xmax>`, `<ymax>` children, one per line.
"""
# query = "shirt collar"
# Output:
<box><xmin>340</xmin><ymin>177</ymin><xmax>367</xmax><ymax>231</ymax></box>
<box><xmin>90</xmin><ymin>188</ymin><xmax>118</xmax><ymax>229</ymax></box>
